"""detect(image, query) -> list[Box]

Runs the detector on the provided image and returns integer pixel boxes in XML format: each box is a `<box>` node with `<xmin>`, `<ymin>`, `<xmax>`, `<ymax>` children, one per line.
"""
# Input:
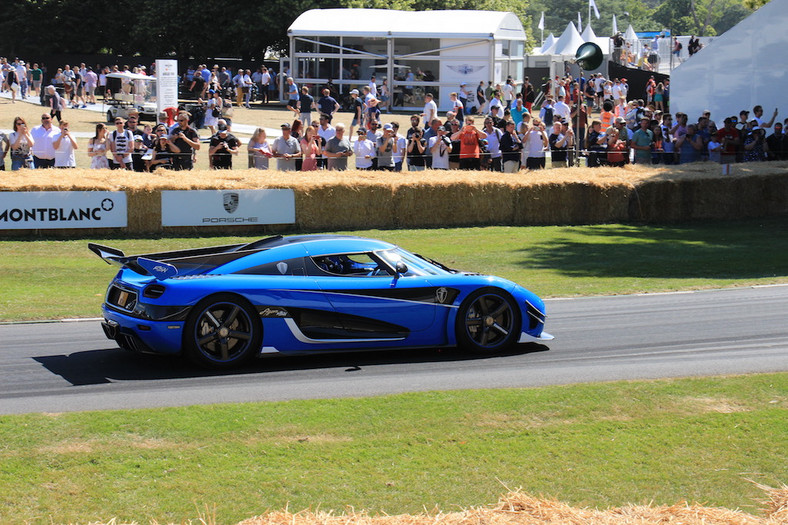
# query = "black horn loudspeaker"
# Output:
<box><xmin>575</xmin><ymin>42</ymin><xmax>604</xmax><ymax>70</ymax></box>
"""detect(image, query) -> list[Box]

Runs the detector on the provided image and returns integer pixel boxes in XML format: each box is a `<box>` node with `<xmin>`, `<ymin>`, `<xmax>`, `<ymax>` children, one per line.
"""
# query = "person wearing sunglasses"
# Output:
<box><xmin>30</xmin><ymin>113</ymin><xmax>58</xmax><ymax>168</ymax></box>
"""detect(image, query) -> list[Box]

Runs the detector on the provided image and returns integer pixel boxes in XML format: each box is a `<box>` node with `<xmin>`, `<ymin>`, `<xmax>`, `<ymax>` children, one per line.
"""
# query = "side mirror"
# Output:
<box><xmin>395</xmin><ymin>262</ymin><xmax>408</xmax><ymax>276</ymax></box>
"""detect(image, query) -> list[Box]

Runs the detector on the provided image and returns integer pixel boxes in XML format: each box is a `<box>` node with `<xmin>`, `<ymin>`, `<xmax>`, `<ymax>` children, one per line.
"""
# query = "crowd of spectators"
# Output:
<box><xmin>1</xmin><ymin>58</ymin><xmax>784</xmax><ymax>171</ymax></box>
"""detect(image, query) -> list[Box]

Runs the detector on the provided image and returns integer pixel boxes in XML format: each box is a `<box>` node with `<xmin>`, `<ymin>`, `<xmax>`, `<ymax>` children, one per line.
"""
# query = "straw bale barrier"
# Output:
<box><xmin>88</xmin><ymin>482</ymin><xmax>788</xmax><ymax>524</ymax></box>
<box><xmin>1</xmin><ymin>162</ymin><xmax>787</xmax><ymax>235</ymax></box>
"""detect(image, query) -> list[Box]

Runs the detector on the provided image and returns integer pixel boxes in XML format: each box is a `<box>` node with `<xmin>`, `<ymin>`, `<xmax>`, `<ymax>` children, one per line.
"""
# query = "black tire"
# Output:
<box><xmin>455</xmin><ymin>288</ymin><xmax>521</xmax><ymax>352</ymax></box>
<box><xmin>184</xmin><ymin>294</ymin><xmax>261</xmax><ymax>368</ymax></box>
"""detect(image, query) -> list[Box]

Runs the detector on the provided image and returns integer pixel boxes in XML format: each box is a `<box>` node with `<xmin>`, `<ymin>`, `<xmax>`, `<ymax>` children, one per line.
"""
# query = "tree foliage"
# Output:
<box><xmin>0</xmin><ymin>0</ymin><xmax>759</xmax><ymax>60</ymax></box>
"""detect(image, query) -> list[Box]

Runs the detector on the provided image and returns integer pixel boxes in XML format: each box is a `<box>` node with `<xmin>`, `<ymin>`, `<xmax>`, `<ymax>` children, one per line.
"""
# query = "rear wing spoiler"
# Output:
<box><xmin>88</xmin><ymin>237</ymin><xmax>284</xmax><ymax>279</ymax></box>
<box><xmin>88</xmin><ymin>243</ymin><xmax>178</xmax><ymax>279</ymax></box>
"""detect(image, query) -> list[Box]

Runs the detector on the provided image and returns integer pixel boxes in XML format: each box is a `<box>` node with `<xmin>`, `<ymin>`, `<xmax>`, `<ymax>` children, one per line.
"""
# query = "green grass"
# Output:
<box><xmin>0</xmin><ymin>374</ymin><xmax>786</xmax><ymax>524</ymax></box>
<box><xmin>1</xmin><ymin>218</ymin><xmax>787</xmax><ymax>321</ymax></box>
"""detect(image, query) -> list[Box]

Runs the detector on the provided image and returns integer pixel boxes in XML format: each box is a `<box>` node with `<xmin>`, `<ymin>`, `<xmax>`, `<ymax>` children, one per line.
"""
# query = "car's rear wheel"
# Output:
<box><xmin>184</xmin><ymin>294</ymin><xmax>261</xmax><ymax>368</ymax></box>
<box><xmin>455</xmin><ymin>288</ymin><xmax>520</xmax><ymax>352</ymax></box>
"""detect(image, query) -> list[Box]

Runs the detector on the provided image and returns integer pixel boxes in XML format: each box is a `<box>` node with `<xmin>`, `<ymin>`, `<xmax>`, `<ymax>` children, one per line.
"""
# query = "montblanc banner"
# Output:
<box><xmin>0</xmin><ymin>191</ymin><xmax>127</xmax><ymax>230</ymax></box>
<box><xmin>161</xmin><ymin>189</ymin><xmax>296</xmax><ymax>227</ymax></box>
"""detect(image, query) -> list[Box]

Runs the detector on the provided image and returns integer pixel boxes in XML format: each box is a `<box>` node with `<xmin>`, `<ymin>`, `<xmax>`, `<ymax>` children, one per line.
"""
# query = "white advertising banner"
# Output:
<box><xmin>156</xmin><ymin>59</ymin><xmax>179</xmax><ymax>115</ymax></box>
<box><xmin>161</xmin><ymin>189</ymin><xmax>296</xmax><ymax>227</ymax></box>
<box><xmin>0</xmin><ymin>191</ymin><xmax>127</xmax><ymax>230</ymax></box>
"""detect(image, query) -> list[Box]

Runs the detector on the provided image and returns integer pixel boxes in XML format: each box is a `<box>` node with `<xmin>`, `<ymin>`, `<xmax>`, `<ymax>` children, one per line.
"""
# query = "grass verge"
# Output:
<box><xmin>0</xmin><ymin>373</ymin><xmax>785</xmax><ymax>524</ymax></box>
<box><xmin>1</xmin><ymin>218</ymin><xmax>787</xmax><ymax>321</ymax></box>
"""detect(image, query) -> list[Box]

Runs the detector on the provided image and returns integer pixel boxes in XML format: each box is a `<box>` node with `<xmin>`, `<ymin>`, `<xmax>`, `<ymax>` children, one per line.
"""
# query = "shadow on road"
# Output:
<box><xmin>33</xmin><ymin>343</ymin><xmax>550</xmax><ymax>387</ymax></box>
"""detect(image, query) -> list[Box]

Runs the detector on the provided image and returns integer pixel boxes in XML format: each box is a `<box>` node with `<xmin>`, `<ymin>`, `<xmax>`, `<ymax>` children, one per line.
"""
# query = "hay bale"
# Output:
<box><xmin>515</xmin><ymin>181</ymin><xmax>632</xmax><ymax>225</ymax></box>
<box><xmin>393</xmin><ymin>181</ymin><xmax>516</xmax><ymax>228</ymax></box>
<box><xmin>126</xmin><ymin>189</ymin><xmax>161</xmax><ymax>233</ymax></box>
<box><xmin>295</xmin><ymin>183</ymin><xmax>396</xmax><ymax>231</ymax></box>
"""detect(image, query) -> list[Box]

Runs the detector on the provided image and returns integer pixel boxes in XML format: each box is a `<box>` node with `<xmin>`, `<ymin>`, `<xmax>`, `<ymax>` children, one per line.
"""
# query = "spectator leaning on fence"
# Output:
<box><xmin>272</xmin><ymin>122</ymin><xmax>301</xmax><ymax>171</ymax></box>
<box><xmin>323</xmin><ymin>123</ymin><xmax>352</xmax><ymax>171</ymax></box>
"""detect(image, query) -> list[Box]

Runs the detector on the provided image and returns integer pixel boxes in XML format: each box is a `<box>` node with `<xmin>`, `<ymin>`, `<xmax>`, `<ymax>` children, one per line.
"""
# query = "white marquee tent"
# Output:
<box><xmin>581</xmin><ymin>24</ymin><xmax>610</xmax><ymax>52</ymax></box>
<box><xmin>287</xmin><ymin>9</ymin><xmax>527</xmax><ymax>111</ymax></box>
<box><xmin>671</xmin><ymin>0</ymin><xmax>787</xmax><ymax>121</ymax></box>
<box><xmin>552</xmin><ymin>22</ymin><xmax>586</xmax><ymax>57</ymax></box>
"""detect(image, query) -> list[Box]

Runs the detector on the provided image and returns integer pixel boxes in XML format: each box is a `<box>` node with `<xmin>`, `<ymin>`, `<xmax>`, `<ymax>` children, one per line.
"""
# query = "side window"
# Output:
<box><xmin>310</xmin><ymin>253</ymin><xmax>388</xmax><ymax>277</ymax></box>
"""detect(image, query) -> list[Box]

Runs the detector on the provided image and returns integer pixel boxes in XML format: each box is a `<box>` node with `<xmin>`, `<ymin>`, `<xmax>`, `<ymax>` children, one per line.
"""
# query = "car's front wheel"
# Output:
<box><xmin>184</xmin><ymin>294</ymin><xmax>261</xmax><ymax>368</ymax></box>
<box><xmin>455</xmin><ymin>288</ymin><xmax>520</xmax><ymax>352</ymax></box>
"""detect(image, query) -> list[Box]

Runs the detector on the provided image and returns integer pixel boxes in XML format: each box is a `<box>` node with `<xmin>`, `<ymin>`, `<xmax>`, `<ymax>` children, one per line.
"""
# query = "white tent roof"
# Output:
<box><xmin>540</xmin><ymin>33</ymin><xmax>557</xmax><ymax>54</ymax></box>
<box><xmin>106</xmin><ymin>72</ymin><xmax>156</xmax><ymax>81</ymax></box>
<box><xmin>553</xmin><ymin>22</ymin><xmax>586</xmax><ymax>56</ymax></box>
<box><xmin>624</xmin><ymin>24</ymin><xmax>638</xmax><ymax>42</ymax></box>
<box><xmin>289</xmin><ymin>9</ymin><xmax>526</xmax><ymax>40</ymax></box>
<box><xmin>671</xmin><ymin>0</ymin><xmax>788</xmax><ymax>121</ymax></box>
<box><xmin>581</xmin><ymin>24</ymin><xmax>610</xmax><ymax>53</ymax></box>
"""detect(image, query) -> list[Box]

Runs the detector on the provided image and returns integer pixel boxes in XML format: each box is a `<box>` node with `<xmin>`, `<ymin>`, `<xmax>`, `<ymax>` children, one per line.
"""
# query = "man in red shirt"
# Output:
<box><xmin>716</xmin><ymin>116</ymin><xmax>740</xmax><ymax>165</ymax></box>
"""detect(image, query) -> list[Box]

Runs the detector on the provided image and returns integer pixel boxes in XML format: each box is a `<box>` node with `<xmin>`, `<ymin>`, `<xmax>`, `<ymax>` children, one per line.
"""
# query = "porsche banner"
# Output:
<box><xmin>0</xmin><ymin>191</ymin><xmax>127</xmax><ymax>230</ymax></box>
<box><xmin>161</xmin><ymin>189</ymin><xmax>296</xmax><ymax>227</ymax></box>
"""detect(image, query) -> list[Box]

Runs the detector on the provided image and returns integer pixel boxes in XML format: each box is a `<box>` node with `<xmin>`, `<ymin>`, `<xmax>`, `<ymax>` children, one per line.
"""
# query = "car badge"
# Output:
<box><xmin>435</xmin><ymin>287</ymin><xmax>448</xmax><ymax>304</ymax></box>
<box><xmin>137</xmin><ymin>257</ymin><xmax>178</xmax><ymax>280</ymax></box>
<box><xmin>223</xmin><ymin>192</ymin><xmax>239</xmax><ymax>214</ymax></box>
<box><xmin>276</xmin><ymin>262</ymin><xmax>288</xmax><ymax>275</ymax></box>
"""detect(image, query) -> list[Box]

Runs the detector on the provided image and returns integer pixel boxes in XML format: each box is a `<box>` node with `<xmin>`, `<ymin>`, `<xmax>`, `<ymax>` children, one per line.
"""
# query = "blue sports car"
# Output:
<box><xmin>90</xmin><ymin>235</ymin><xmax>552</xmax><ymax>368</ymax></box>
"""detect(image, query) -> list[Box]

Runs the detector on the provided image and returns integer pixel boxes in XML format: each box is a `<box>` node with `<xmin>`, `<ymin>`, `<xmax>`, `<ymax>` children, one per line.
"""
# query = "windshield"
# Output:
<box><xmin>376</xmin><ymin>248</ymin><xmax>452</xmax><ymax>276</ymax></box>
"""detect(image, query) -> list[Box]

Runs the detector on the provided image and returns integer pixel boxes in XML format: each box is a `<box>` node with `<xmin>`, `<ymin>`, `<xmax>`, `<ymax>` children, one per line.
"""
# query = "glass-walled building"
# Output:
<box><xmin>287</xmin><ymin>9</ymin><xmax>527</xmax><ymax>112</ymax></box>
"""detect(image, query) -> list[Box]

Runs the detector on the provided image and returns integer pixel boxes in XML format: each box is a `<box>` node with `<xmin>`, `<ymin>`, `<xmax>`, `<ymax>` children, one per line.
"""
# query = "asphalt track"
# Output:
<box><xmin>1</xmin><ymin>285</ymin><xmax>787</xmax><ymax>415</ymax></box>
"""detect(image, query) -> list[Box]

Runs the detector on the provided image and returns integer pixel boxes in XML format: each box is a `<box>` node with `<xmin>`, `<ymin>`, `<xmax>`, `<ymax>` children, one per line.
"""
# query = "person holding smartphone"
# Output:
<box><xmin>53</xmin><ymin>120</ymin><xmax>78</xmax><ymax>168</ymax></box>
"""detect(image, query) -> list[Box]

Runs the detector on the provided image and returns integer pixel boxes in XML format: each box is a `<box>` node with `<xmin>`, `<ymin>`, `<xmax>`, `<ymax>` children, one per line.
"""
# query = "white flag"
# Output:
<box><xmin>538</xmin><ymin>12</ymin><xmax>545</xmax><ymax>31</ymax></box>
<box><xmin>612</xmin><ymin>13</ymin><xmax>618</xmax><ymax>34</ymax></box>
<box><xmin>590</xmin><ymin>0</ymin><xmax>601</xmax><ymax>19</ymax></box>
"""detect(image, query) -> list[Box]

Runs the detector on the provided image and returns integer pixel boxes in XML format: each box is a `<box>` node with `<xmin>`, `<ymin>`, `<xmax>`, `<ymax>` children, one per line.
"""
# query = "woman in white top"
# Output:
<box><xmin>247</xmin><ymin>128</ymin><xmax>272</xmax><ymax>169</ymax></box>
<box><xmin>204</xmin><ymin>90</ymin><xmax>222</xmax><ymax>135</ymax></box>
<box><xmin>88</xmin><ymin>123</ymin><xmax>109</xmax><ymax>169</ymax></box>
<box><xmin>353</xmin><ymin>129</ymin><xmax>375</xmax><ymax>169</ymax></box>
<box><xmin>53</xmin><ymin>120</ymin><xmax>78</xmax><ymax>168</ymax></box>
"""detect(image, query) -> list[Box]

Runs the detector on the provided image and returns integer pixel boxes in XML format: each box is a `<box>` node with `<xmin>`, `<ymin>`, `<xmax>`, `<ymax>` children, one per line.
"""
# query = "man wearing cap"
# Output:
<box><xmin>631</xmin><ymin>117</ymin><xmax>654</xmax><ymax>164</ymax></box>
<box><xmin>209</xmin><ymin>127</ymin><xmax>240</xmax><ymax>169</ymax></box>
<box><xmin>716</xmin><ymin>117</ymin><xmax>741</xmax><ymax>165</ymax></box>
<box><xmin>458</xmin><ymin>83</ymin><xmax>470</xmax><ymax>114</ymax></box>
<box><xmin>323</xmin><ymin>123</ymin><xmax>352</xmax><ymax>171</ymax></box>
<box><xmin>353</xmin><ymin>128</ymin><xmax>375</xmax><ymax>170</ymax></box>
<box><xmin>272</xmin><ymin>123</ymin><xmax>301</xmax><ymax>171</ymax></box>
<box><xmin>349</xmin><ymin>89</ymin><xmax>363</xmax><ymax>136</ymax></box>
<box><xmin>377</xmin><ymin>123</ymin><xmax>397</xmax><ymax>171</ymax></box>
<box><xmin>428</xmin><ymin>125</ymin><xmax>451</xmax><ymax>170</ymax></box>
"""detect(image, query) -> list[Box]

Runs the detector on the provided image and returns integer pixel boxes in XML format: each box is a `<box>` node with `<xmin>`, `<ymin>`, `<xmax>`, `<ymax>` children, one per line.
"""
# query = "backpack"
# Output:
<box><xmin>542</xmin><ymin>106</ymin><xmax>554</xmax><ymax>127</ymax></box>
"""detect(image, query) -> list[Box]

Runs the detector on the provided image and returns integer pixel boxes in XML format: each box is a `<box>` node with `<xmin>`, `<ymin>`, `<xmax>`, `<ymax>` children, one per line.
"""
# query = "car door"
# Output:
<box><xmin>310</xmin><ymin>252</ymin><xmax>438</xmax><ymax>334</ymax></box>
